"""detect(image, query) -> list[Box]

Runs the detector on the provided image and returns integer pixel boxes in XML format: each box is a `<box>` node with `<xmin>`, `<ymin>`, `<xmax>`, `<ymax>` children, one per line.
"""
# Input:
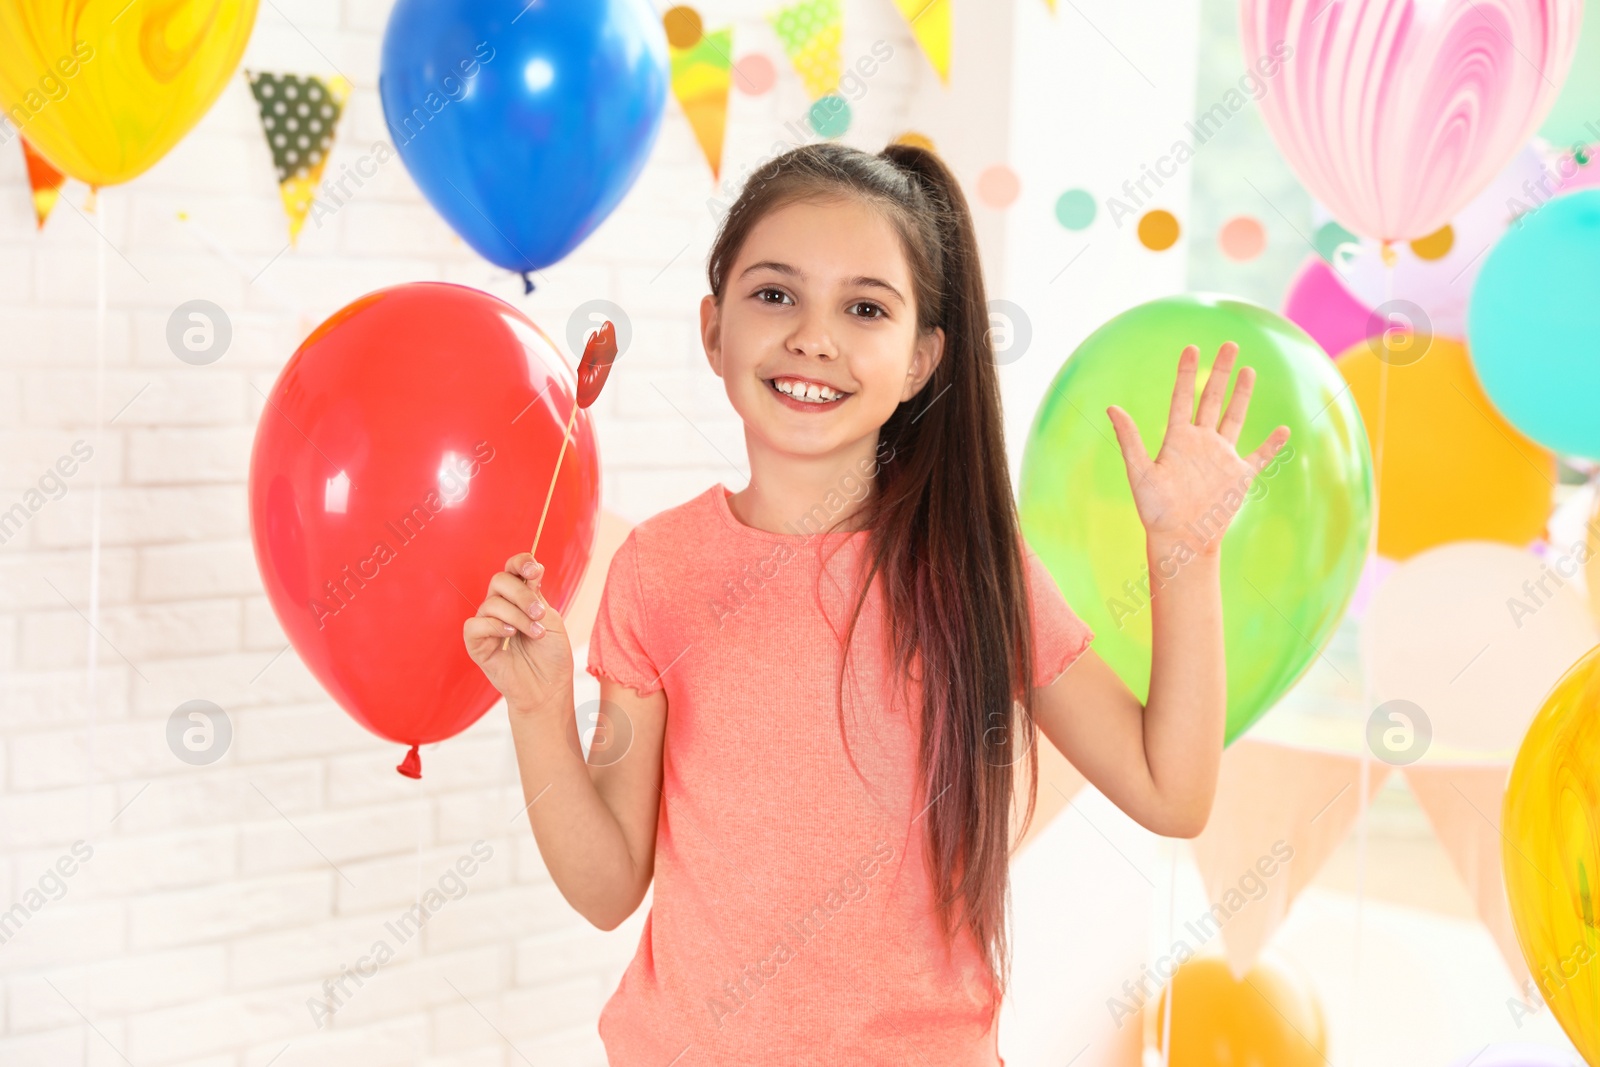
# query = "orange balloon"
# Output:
<box><xmin>1154</xmin><ymin>955</ymin><xmax>1327</xmax><ymax>1066</ymax></box>
<box><xmin>1335</xmin><ymin>334</ymin><xmax>1555</xmax><ymax>560</ymax></box>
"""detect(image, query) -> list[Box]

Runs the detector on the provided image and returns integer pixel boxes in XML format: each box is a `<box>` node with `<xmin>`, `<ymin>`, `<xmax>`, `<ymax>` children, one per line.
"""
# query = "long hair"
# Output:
<box><xmin>705</xmin><ymin>141</ymin><xmax>1040</xmax><ymax>1013</ymax></box>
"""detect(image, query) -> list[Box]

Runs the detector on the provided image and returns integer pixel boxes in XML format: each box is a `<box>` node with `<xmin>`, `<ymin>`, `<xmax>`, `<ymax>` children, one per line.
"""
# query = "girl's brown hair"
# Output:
<box><xmin>706</xmin><ymin>140</ymin><xmax>1041</xmax><ymax>1014</ymax></box>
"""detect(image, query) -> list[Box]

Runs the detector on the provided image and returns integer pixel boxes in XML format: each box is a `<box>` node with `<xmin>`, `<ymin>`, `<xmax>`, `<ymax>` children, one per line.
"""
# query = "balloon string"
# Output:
<box><xmin>75</xmin><ymin>184</ymin><xmax>107</xmax><ymax>1065</ymax></box>
<box><xmin>1347</xmin><ymin>245</ymin><xmax>1395</xmax><ymax>1067</ymax></box>
<box><xmin>1374</xmin><ymin>243</ymin><xmax>1392</xmax><ymax>513</ymax></box>
<box><xmin>415</xmin><ymin>782</ymin><xmax>424</xmax><ymax>1066</ymax></box>
<box><xmin>500</xmin><ymin>397</ymin><xmax>580</xmax><ymax>650</ymax></box>
<box><xmin>87</xmin><ymin>190</ymin><xmax>106</xmax><ymax>839</ymax></box>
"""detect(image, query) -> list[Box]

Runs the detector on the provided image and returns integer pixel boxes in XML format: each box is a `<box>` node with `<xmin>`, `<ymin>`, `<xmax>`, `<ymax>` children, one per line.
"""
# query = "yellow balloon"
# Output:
<box><xmin>1334</xmin><ymin>334</ymin><xmax>1556</xmax><ymax>560</ymax></box>
<box><xmin>1154</xmin><ymin>955</ymin><xmax>1327</xmax><ymax>1066</ymax></box>
<box><xmin>1503</xmin><ymin>642</ymin><xmax>1600</xmax><ymax>1067</ymax></box>
<box><xmin>0</xmin><ymin>0</ymin><xmax>259</xmax><ymax>187</ymax></box>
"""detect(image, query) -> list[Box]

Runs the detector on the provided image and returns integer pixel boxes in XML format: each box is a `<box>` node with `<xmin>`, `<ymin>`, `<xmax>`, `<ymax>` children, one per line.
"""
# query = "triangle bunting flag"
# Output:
<box><xmin>245</xmin><ymin>71</ymin><xmax>352</xmax><ymax>245</ymax></box>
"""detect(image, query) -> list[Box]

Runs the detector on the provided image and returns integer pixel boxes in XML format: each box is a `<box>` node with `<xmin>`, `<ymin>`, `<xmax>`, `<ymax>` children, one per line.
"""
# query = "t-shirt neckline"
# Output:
<box><xmin>712</xmin><ymin>482</ymin><xmax>870</xmax><ymax>544</ymax></box>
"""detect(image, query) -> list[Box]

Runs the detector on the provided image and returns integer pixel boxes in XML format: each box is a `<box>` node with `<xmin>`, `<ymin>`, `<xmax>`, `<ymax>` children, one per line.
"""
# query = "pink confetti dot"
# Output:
<box><xmin>733</xmin><ymin>54</ymin><xmax>776</xmax><ymax>96</ymax></box>
<box><xmin>976</xmin><ymin>164</ymin><xmax>1019</xmax><ymax>209</ymax></box>
<box><xmin>1218</xmin><ymin>215</ymin><xmax>1266</xmax><ymax>261</ymax></box>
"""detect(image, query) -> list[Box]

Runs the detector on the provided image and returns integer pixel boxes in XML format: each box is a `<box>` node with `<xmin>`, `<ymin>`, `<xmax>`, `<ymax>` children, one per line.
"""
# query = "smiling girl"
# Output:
<box><xmin>465</xmin><ymin>141</ymin><xmax>1289</xmax><ymax>1065</ymax></box>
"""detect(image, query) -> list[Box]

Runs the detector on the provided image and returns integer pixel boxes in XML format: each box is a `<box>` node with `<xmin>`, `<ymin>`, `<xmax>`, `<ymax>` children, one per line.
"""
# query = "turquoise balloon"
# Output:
<box><xmin>1468</xmin><ymin>189</ymin><xmax>1600</xmax><ymax>460</ymax></box>
<box><xmin>1018</xmin><ymin>294</ymin><xmax>1374</xmax><ymax>745</ymax></box>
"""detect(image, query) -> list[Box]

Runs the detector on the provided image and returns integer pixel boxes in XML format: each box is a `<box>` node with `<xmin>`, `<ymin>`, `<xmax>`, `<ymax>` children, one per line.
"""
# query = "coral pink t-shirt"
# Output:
<box><xmin>584</xmin><ymin>483</ymin><xmax>1094</xmax><ymax>1066</ymax></box>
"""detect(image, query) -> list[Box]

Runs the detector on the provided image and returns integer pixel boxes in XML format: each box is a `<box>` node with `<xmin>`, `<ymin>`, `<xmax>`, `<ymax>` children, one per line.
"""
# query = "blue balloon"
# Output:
<box><xmin>1467</xmin><ymin>189</ymin><xmax>1600</xmax><ymax>460</ymax></box>
<box><xmin>378</xmin><ymin>0</ymin><xmax>669</xmax><ymax>291</ymax></box>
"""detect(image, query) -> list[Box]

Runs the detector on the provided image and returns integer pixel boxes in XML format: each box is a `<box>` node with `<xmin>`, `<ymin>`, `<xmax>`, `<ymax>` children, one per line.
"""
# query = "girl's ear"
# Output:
<box><xmin>700</xmin><ymin>293</ymin><xmax>723</xmax><ymax>378</ymax></box>
<box><xmin>902</xmin><ymin>325</ymin><xmax>945</xmax><ymax>400</ymax></box>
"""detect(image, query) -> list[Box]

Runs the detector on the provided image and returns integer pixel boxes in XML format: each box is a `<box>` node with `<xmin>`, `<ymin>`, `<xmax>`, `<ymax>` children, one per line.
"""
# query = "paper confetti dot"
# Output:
<box><xmin>894</xmin><ymin>131</ymin><xmax>936</xmax><ymax>153</ymax></box>
<box><xmin>663</xmin><ymin>6</ymin><xmax>704</xmax><ymax>49</ymax></box>
<box><xmin>1218</xmin><ymin>215</ymin><xmax>1266</xmax><ymax>261</ymax></box>
<box><xmin>1138</xmin><ymin>210</ymin><xmax>1180</xmax><ymax>251</ymax></box>
<box><xmin>1314</xmin><ymin>220</ymin><xmax>1357</xmax><ymax>263</ymax></box>
<box><xmin>807</xmin><ymin>93</ymin><xmax>851</xmax><ymax>138</ymax></box>
<box><xmin>1409</xmin><ymin>224</ymin><xmax>1454</xmax><ymax>261</ymax></box>
<box><xmin>976</xmin><ymin>164</ymin><xmax>1020</xmax><ymax>209</ymax></box>
<box><xmin>1055</xmin><ymin>189</ymin><xmax>1095</xmax><ymax>230</ymax></box>
<box><xmin>733</xmin><ymin>53</ymin><xmax>776</xmax><ymax>95</ymax></box>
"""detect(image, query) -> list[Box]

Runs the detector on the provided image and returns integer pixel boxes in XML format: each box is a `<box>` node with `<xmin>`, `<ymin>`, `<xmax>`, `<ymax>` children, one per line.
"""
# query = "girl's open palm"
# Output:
<box><xmin>1105</xmin><ymin>341</ymin><xmax>1290</xmax><ymax>553</ymax></box>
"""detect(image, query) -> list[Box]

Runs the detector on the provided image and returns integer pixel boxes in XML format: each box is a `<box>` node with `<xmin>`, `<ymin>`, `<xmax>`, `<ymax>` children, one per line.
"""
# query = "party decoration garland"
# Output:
<box><xmin>668</xmin><ymin>25</ymin><xmax>734</xmax><ymax>180</ymax></box>
<box><xmin>768</xmin><ymin>0</ymin><xmax>843</xmax><ymax>99</ymax></box>
<box><xmin>18</xmin><ymin>135</ymin><xmax>64</xmax><ymax>228</ymax></box>
<box><xmin>245</xmin><ymin>72</ymin><xmax>352</xmax><ymax>245</ymax></box>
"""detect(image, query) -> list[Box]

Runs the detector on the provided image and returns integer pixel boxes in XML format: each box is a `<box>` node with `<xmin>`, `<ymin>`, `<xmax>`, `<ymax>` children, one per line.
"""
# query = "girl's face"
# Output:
<box><xmin>701</xmin><ymin>195</ymin><xmax>944</xmax><ymax>462</ymax></box>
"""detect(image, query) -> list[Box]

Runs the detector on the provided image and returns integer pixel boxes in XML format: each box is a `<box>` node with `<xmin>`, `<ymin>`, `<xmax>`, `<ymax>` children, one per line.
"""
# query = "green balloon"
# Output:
<box><xmin>1018</xmin><ymin>293</ymin><xmax>1373</xmax><ymax>745</ymax></box>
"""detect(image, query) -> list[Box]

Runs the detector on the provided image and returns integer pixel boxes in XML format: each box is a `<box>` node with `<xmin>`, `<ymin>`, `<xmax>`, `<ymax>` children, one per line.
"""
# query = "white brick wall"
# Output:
<box><xmin>0</xmin><ymin>1</ymin><xmax>945</xmax><ymax>1064</ymax></box>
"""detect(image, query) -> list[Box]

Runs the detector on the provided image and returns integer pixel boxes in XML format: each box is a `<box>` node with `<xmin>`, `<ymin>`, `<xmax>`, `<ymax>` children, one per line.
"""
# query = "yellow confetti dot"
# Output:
<box><xmin>1138</xmin><ymin>209</ymin><xmax>1180</xmax><ymax>251</ymax></box>
<box><xmin>1409</xmin><ymin>223</ymin><xmax>1454</xmax><ymax>261</ymax></box>
<box><xmin>663</xmin><ymin>6</ymin><xmax>704</xmax><ymax>49</ymax></box>
<box><xmin>894</xmin><ymin>131</ymin><xmax>935</xmax><ymax>153</ymax></box>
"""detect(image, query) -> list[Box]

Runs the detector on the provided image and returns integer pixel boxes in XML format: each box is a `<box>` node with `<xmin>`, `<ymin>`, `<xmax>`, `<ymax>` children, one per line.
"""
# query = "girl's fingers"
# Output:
<box><xmin>1216</xmin><ymin>364</ymin><xmax>1254</xmax><ymax>444</ymax></box>
<box><xmin>487</xmin><ymin>571</ymin><xmax>546</xmax><ymax>622</ymax></box>
<box><xmin>466</xmin><ymin>615</ymin><xmax>520</xmax><ymax>643</ymax></box>
<box><xmin>1166</xmin><ymin>345</ymin><xmax>1200</xmax><ymax>430</ymax></box>
<box><xmin>1106</xmin><ymin>404</ymin><xmax>1152</xmax><ymax>485</ymax></box>
<box><xmin>1194</xmin><ymin>341</ymin><xmax>1238</xmax><ymax>430</ymax></box>
<box><xmin>504</xmin><ymin>553</ymin><xmax>545</xmax><ymax>590</ymax></box>
<box><xmin>1246</xmin><ymin>425</ymin><xmax>1291</xmax><ymax>470</ymax></box>
<box><xmin>480</xmin><ymin>593</ymin><xmax>544</xmax><ymax>638</ymax></box>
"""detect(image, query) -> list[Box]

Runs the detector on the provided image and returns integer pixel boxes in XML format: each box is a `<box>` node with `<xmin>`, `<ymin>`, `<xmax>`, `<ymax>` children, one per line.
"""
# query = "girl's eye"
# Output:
<box><xmin>751</xmin><ymin>288</ymin><xmax>885</xmax><ymax>320</ymax></box>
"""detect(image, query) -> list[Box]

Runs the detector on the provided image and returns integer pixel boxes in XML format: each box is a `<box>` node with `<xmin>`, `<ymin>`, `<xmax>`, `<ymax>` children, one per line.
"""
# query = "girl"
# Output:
<box><xmin>465</xmin><ymin>141</ymin><xmax>1289</xmax><ymax>1066</ymax></box>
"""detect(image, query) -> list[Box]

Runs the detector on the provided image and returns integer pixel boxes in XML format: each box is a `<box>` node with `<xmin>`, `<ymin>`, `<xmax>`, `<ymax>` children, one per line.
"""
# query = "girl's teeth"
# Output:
<box><xmin>774</xmin><ymin>378</ymin><xmax>843</xmax><ymax>403</ymax></box>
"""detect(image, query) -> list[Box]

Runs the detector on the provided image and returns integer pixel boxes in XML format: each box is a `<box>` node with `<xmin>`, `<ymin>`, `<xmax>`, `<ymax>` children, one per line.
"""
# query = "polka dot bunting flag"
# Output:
<box><xmin>767</xmin><ymin>0</ymin><xmax>843</xmax><ymax>100</ymax></box>
<box><xmin>245</xmin><ymin>71</ymin><xmax>353</xmax><ymax>245</ymax></box>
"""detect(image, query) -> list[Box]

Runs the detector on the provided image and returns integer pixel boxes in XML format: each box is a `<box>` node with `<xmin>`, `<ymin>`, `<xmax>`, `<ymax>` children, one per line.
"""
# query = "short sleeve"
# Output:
<box><xmin>1023</xmin><ymin>541</ymin><xmax>1095</xmax><ymax>690</ymax></box>
<box><xmin>584</xmin><ymin>531</ymin><xmax>665</xmax><ymax>697</ymax></box>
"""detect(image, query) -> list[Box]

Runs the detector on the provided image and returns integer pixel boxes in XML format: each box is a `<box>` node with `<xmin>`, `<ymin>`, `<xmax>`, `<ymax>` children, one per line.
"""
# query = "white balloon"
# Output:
<box><xmin>1360</xmin><ymin>541</ymin><xmax>1597</xmax><ymax>762</ymax></box>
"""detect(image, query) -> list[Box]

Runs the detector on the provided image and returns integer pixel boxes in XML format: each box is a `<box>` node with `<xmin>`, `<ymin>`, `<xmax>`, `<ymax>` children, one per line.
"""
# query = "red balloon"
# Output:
<box><xmin>248</xmin><ymin>282</ymin><xmax>598</xmax><ymax>777</ymax></box>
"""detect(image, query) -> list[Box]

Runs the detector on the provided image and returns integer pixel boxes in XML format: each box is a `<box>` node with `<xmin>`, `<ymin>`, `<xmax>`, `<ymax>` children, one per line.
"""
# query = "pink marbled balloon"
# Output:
<box><xmin>1240</xmin><ymin>0</ymin><xmax>1583</xmax><ymax>241</ymax></box>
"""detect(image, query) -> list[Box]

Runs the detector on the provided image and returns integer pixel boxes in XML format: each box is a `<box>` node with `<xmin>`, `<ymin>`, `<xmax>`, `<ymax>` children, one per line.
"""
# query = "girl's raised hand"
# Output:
<box><xmin>464</xmin><ymin>553</ymin><xmax>575</xmax><ymax>716</ymax></box>
<box><xmin>1105</xmin><ymin>341</ymin><xmax>1290</xmax><ymax>555</ymax></box>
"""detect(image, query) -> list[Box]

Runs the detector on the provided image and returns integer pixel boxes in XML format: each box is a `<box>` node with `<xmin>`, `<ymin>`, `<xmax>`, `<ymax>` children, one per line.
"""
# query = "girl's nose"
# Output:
<box><xmin>788</xmin><ymin>326</ymin><xmax>837</xmax><ymax>362</ymax></box>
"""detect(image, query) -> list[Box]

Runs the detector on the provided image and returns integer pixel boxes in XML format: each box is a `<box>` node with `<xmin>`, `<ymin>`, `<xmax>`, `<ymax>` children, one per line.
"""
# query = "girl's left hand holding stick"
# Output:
<box><xmin>499</xmin><ymin>320</ymin><xmax>621</xmax><ymax>651</ymax></box>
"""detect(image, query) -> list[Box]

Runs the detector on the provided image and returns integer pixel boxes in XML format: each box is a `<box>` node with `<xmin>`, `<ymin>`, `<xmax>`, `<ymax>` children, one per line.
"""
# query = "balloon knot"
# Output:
<box><xmin>521</xmin><ymin>271</ymin><xmax>535</xmax><ymax>296</ymax></box>
<box><xmin>396</xmin><ymin>744</ymin><xmax>422</xmax><ymax>779</ymax></box>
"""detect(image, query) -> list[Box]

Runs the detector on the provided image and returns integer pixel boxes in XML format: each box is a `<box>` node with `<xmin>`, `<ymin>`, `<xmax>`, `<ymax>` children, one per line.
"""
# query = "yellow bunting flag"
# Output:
<box><xmin>18</xmin><ymin>137</ymin><xmax>65</xmax><ymax>229</ymax></box>
<box><xmin>768</xmin><ymin>0</ymin><xmax>843</xmax><ymax>100</ymax></box>
<box><xmin>245</xmin><ymin>71</ymin><xmax>352</xmax><ymax>244</ymax></box>
<box><xmin>891</xmin><ymin>0</ymin><xmax>951</xmax><ymax>83</ymax></box>
<box><xmin>669</xmin><ymin>27</ymin><xmax>734</xmax><ymax>180</ymax></box>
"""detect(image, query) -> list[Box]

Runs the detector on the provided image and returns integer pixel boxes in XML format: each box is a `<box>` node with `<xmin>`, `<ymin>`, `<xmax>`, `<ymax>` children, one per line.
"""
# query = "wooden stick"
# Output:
<box><xmin>501</xmin><ymin>398</ymin><xmax>580</xmax><ymax>651</ymax></box>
